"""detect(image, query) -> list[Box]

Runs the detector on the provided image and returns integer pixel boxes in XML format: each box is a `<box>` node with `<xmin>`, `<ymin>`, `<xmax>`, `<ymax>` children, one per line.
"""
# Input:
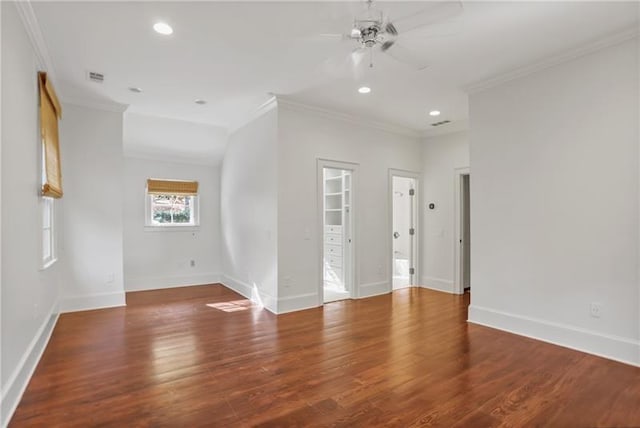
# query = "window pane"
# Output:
<box><xmin>150</xmin><ymin>195</ymin><xmax>193</xmax><ymax>225</ymax></box>
<box><xmin>43</xmin><ymin>230</ymin><xmax>51</xmax><ymax>260</ymax></box>
<box><xmin>43</xmin><ymin>198</ymin><xmax>51</xmax><ymax>228</ymax></box>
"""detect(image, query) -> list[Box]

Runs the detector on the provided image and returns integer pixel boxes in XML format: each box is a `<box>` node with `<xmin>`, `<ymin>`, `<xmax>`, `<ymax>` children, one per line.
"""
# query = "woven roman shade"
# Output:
<box><xmin>147</xmin><ymin>179</ymin><xmax>199</xmax><ymax>195</ymax></box>
<box><xmin>39</xmin><ymin>72</ymin><xmax>63</xmax><ymax>198</ymax></box>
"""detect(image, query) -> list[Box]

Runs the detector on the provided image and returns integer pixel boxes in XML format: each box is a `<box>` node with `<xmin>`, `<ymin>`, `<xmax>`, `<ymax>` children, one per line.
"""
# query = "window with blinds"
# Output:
<box><xmin>145</xmin><ymin>179</ymin><xmax>200</xmax><ymax>227</ymax></box>
<box><xmin>38</xmin><ymin>72</ymin><xmax>63</xmax><ymax>198</ymax></box>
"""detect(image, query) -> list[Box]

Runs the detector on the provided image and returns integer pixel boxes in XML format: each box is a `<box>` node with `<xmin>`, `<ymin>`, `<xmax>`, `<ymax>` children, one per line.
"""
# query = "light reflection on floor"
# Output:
<box><xmin>206</xmin><ymin>299</ymin><xmax>259</xmax><ymax>312</ymax></box>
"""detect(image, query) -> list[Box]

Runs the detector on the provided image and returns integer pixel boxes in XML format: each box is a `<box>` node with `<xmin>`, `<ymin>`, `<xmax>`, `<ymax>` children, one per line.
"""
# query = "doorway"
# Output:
<box><xmin>454</xmin><ymin>168</ymin><xmax>470</xmax><ymax>294</ymax></box>
<box><xmin>390</xmin><ymin>172</ymin><xmax>418</xmax><ymax>290</ymax></box>
<box><xmin>318</xmin><ymin>161</ymin><xmax>357</xmax><ymax>304</ymax></box>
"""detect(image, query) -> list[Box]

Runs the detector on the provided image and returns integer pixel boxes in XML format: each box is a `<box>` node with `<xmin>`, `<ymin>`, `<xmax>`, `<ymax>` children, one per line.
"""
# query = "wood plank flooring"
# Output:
<box><xmin>10</xmin><ymin>285</ymin><xmax>640</xmax><ymax>427</ymax></box>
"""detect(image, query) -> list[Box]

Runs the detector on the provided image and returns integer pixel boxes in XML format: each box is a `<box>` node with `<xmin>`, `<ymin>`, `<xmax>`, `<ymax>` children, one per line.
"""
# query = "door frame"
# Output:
<box><xmin>317</xmin><ymin>158</ymin><xmax>360</xmax><ymax>305</ymax></box>
<box><xmin>453</xmin><ymin>167</ymin><xmax>470</xmax><ymax>295</ymax></box>
<box><xmin>388</xmin><ymin>169</ymin><xmax>421</xmax><ymax>292</ymax></box>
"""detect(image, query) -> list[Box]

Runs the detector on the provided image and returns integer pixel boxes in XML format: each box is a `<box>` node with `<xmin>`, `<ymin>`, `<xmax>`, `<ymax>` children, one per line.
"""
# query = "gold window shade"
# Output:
<box><xmin>147</xmin><ymin>179</ymin><xmax>199</xmax><ymax>195</ymax></box>
<box><xmin>39</xmin><ymin>72</ymin><xmax>63</xmax><ymax>198</ymax></box>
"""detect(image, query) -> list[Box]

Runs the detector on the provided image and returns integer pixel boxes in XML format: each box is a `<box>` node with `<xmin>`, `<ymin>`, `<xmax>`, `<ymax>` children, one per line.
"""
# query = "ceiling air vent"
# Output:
<box><xmin>431</xmin><ymin>120</ymin><xmax>451</xmax><ymax>127</ymax></box>
<box><xmin>87</xmin><ymin>71</ymin><xmax>104</xmax><ymax>83</ymax></box>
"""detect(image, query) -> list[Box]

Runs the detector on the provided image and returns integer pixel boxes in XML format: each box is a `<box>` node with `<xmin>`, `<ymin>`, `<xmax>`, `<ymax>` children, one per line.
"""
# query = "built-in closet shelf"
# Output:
<box><xmin>323</xmin><ymin>168</ymin><xmax>351</xmax><ymax>291</ymax></box>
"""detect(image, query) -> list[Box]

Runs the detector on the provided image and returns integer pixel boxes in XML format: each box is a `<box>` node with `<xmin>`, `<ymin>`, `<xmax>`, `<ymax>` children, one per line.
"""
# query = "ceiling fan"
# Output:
<box><xmin>321</xmin><ymin>0</ymin><xmax>463</xmax><ymax>71</ymax></box>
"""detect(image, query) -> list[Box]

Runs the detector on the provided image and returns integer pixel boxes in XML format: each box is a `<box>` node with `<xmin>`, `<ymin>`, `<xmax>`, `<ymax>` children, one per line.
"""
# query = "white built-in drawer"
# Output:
<box><xmin>325</xmin><ymin>225</ymin><xmax>342</xmax><ymax>234</ymax></box>
<box><xmin>325</xmin><ymin>255</ymin><xmax>342</xmax><ymax>267</ymax></box>
<box><xmin>325</xmin><ymin>244</ymin><xmax>343</xmax><ymax>257</ymax></box>
<box><xmin>325</xmin><ymin>234</ymin><xmax>342</xmax><ymax>245</ymax></box>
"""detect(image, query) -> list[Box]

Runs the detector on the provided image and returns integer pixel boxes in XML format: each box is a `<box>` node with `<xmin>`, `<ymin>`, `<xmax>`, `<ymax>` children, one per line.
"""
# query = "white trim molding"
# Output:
<box><xmin>229</xmin><ymin>95</ymin><xmax>278</xmax><ymax>134</ymax></box>
<box><xmin>277</xmin><ymin>96</ymin><xmax>420</xmax><ymax>139</ymax></box>
<box><xmin>1</xmin><ymin>300</ymin><xmax>59</xmax><ymax>428</ymax></box>
<box><xmin>453</xmin><ymin>166</ymin><xmax>470</xmax><ymax>295</ymax></box>
<box><xmin>359</xmin><ymin>281</ymin><xmax>390</xmax><ymax>299</ymax></box>
<box><xmin>278</xmin><ymin>293</ymin><xmax>319</xmax><ymax>314</ymax></box>
<box><xmin>469</xmin><ymin>305</ymin><xmax>640</xmax><ymax>367</ymax></box>
<box><xmin>124</xmin><ymin>273</ymin><xmax>221</xmax><ymax>293</ymax></box>
<box><xmin>59</xmin><ymin>291</ymin><xmax>126</xmax><ymax>314</ymax></box>
<box><xmin>420</xmin><ymin>276</ymin><xmax>455</xmax><ymax>294</ymax></box>
<box><xmin>220</xmin><ymin>274</ymin><xmax>277</xmax><ymax>314</ymax></box>
<box><xmin>14</xmin><ymin>1</ymin><xmax>56</xmax><ymax>80</ymax></box>
<box><xmin>464</xmin><ymin>26</ymin><xmax>639</xmax><ymax>94</ymax></box>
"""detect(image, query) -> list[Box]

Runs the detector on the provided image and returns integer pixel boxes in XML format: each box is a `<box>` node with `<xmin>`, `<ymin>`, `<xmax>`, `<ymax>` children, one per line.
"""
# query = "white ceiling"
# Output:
<box><xmin>34</xmin><ymin>1</ymin><xmax>638</xmax><ymax>135</ymax></box>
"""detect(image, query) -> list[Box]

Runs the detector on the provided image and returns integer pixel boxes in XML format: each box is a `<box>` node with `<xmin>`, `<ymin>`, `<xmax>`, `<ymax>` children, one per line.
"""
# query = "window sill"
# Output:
<box><xmin>40</xmin><ymin>257</ymin><xmax>58</xmax><ymax>271</ymax></box>
<box><xmin>144</xmin><ymin>225</ymin><xmax>200</xmax><ymax>233</ymax></box>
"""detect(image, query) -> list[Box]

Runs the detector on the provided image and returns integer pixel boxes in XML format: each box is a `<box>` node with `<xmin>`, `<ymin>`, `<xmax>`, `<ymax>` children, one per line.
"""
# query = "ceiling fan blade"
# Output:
<box><xmin>390</xmin><ymin>1</ymin><xmax>463</xmax><ymax>35</ymax></box>
<box><xmin>313</xmin><ymin>33</ymin><xmax>352</xmax><ymax>42</ymax></box>
<box><xmin>383</xmin><ymin>42</ymin><xmax>430</xmax><ymax>71</ymax></box>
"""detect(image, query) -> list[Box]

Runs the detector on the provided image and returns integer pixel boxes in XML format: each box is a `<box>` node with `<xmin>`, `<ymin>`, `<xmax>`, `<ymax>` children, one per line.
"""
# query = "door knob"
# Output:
<box><xmin>393</xmin><ymin>232</ymin><xmax>400</xmax><ymax>239</ymax></box>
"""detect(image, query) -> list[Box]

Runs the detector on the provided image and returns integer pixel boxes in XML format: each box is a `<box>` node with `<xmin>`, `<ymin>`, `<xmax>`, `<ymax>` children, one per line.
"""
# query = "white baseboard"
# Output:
<box><xmin>220</xmin><ymin>274</ymin><xmax>277</xmax><ymax>314</ymax></box>
<box><xmin>420</xmin><ymin>276</ymin><xmax>456</xmax><ymax>294</ymax></box>
<box><xmin>59</xmin><ymin>291</ymin><xmax>126</xmax><ymax>313</ymax></box>
<box><xmin>1</xmin><ymin>300</ymin><xmax>59</xmax><ymax>427</ymax></box>
<box><xmin>359</xmin><ymin>281</ymin><xmax>390</xmax><ymax>298</ymax></box>
<box><xmin>278</xmin><ymin>293</ymin><xmax>319</xmax><ymax>314</ymax></box>
<box><xmin>124</xmin><ymin>273</ymin><xmax>221</xmax><ymax>292</ymax></box>
<box><xmin>468</xmin><ymin>305</ymin><xmax>640</xmax><ymax>367</ymax></box>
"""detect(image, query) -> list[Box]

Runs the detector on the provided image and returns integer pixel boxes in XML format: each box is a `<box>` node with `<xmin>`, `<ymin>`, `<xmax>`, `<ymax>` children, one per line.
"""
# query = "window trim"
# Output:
<box><xmin>144</xmin><ymin>193</ymin><xmax>200</xmax><ymax>229</ymax></box>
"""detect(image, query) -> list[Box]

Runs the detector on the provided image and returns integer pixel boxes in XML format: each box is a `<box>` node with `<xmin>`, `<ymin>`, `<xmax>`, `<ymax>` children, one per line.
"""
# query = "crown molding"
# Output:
<box><xmin>14</xmin><ymin>1</ymin><xmax>57</xmax><ymax>84</ymax></box>
<box><xmin>276</xmin><ymin>96</ymin><xmax>421</xmax><ymax>139</ymax></box>
<box><xmin>62</xmin><ymin>97</ymin><xmax>129</xmax><ymax>114</ymax></box>
<box><xmin>228</xmin><ymin>95</ymin><xmax>278</xmax><ymax>134</ymax></box>
<box><xmin>463</xmin><ymin>26</ymin><xmax>639</xmax><ymax>94</ymax></box>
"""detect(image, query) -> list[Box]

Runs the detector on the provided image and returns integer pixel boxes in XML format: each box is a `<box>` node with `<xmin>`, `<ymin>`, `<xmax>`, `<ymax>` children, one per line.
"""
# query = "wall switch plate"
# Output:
<box><xmin>107</xmin><ymin>273</ymin><xmax>115</xmax><ymax>283</ymax></box>
<box><xmin>590</xmin><ymin>302</ymin><xmax>602</xmax><ymax>318</ymax></box>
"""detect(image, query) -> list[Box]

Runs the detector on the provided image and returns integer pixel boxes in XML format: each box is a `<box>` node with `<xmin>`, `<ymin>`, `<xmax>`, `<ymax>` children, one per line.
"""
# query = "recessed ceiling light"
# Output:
<box><xmin>429</xmin><ymin>110</ymin><xmax>441</xmax><ymax>116</ymax></box>
<box><xmin>194</xmin><ymin>99</ymin><xmax>207</xmax><ymax>105</ymax></box>
<box><xmin>128</xmin><ymin>87</ymin><xmax>142</xmax><ymax>93</ymax></box>
<box><xmin>153</xmin><ymin>22</ymin><xmax>173</xmax><ymax>35</ymax></box>
<box><xmin>358</xmin><ymin>86</ymin><xmax>371</xmax><ymax>94</ymax></box>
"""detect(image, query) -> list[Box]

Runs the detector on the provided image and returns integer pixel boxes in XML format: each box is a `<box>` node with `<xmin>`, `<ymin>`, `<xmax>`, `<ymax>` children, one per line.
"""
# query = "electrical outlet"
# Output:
<box><xmin>190</xmin><ymin>260</ymin><xmax>195</xmax><ymax>267</ymax></box>
<box><xmin>590</xmin><ymin>302</ymin><xmax>602</xmax><ymax>318</ymax></box>
<box><xmin>106</xmin><ymin>272</ymin><xmax>114</xmax><ymax>283</ymax></box>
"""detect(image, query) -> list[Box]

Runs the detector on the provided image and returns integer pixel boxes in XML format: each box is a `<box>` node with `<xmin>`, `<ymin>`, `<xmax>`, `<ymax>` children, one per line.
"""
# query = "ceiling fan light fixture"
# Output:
<box><xmin>358</xmin><ymin>86</ymin><xmax>371</xmax><ymax>94</ymax></box>
<box><xmin>153</xmin><ymin>22</ymin><xmax>173</xmax><ymax>35</ymax></box>
<box><xmin>350</xmin><ymin>27</ymin><xmax>362</xmax><ymax>39</ymax></box>
<box><xmin>429</xmin><ymin>110</ymin><xmax>441</xmax><ymax>116</ymax></box>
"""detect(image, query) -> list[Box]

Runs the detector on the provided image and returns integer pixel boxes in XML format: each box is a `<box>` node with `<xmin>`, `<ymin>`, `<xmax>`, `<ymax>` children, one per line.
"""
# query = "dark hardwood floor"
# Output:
<box><xmin>10</xmin><ymin>285</ymin><xmax>640</xmax><ymax>427</ymax></box>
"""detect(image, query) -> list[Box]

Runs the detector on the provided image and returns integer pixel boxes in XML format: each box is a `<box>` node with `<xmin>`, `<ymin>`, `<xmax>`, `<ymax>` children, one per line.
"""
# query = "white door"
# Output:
<box><xmin>392</xmin><ymin>176</ymin><xmax>416</xmax><ymax>289</ymax></box>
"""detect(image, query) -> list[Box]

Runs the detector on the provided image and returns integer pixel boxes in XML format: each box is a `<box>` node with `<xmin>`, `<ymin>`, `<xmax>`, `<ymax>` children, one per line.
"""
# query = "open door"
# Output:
<box><xmin>391</xmin><ymin>174</ymin><xmax>418</xmax><ymax>290</ymax></box>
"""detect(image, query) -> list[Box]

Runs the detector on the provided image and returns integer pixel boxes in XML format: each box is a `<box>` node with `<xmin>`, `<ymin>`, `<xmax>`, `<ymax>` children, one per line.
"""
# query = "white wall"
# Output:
<box><xmin>421</xmin><ymin>131</ymin><xmax>469</xmax><ymax>293</ymax></box>
<box><xmin>123</xmin><ymin>157</ymin><xmax>222</xmax><ymax>291</ymax></box>
<box><xmin>220</xmin><ymin>105</ymin><xmax>279</xmax><ymax>312</ymax></box>
<box><xmin>277</xmin><ymin>104</ymin><xmax>422</xmax><ymax>312</ymax></box>
<box><xmin>59</xmin><ymin>104</ymin><xmax>126</xmax><ymax>312</ymax></box>
<box><xmin>468</xmin><ymin>38</ymin><xmax>639</xmax><ymax>365</ymax></box>
<box><xmin>1</xmin><ymin>3</ymin><xmax>62</xmax><ymax>423</ymax></box>
<box><xmin>123</xmin><ymin>113</ymin><xmax>227</xmax><ymax>166</ymax></box>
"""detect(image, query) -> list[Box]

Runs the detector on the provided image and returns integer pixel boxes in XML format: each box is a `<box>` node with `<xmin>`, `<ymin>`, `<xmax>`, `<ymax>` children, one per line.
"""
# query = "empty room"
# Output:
<box><xmin>1</xmin><ymin>0</ymin><xmax>639</xmax><ymax>426</ymax></box>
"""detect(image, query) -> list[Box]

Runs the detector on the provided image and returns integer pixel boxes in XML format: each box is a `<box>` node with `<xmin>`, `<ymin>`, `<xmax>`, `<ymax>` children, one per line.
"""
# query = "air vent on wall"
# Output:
<box><xmin>431</xmin><ymin>120</ymin><xmax>451</xmax><ymax>127</ymax></box>
<box><xmin>87</xmin><ymin>71</ymin><xmax>104</xmax><ymax>83</ymax></box>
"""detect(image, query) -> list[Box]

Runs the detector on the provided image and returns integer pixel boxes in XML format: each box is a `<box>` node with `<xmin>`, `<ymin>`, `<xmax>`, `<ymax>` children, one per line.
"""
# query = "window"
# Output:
<box><xmin>145</xmin><ymin>179</ymin><xmax>199</xmax><ymax>227</ymax></box>
<box><xmin>38</xmin><ymin>72</ymin><xmax>61</xmax><ymax>269</ymax></box>
<box><xmin>41</xmin><ymin>197</ymin><xmax>56</xmax><ymax>268</ymax></box>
